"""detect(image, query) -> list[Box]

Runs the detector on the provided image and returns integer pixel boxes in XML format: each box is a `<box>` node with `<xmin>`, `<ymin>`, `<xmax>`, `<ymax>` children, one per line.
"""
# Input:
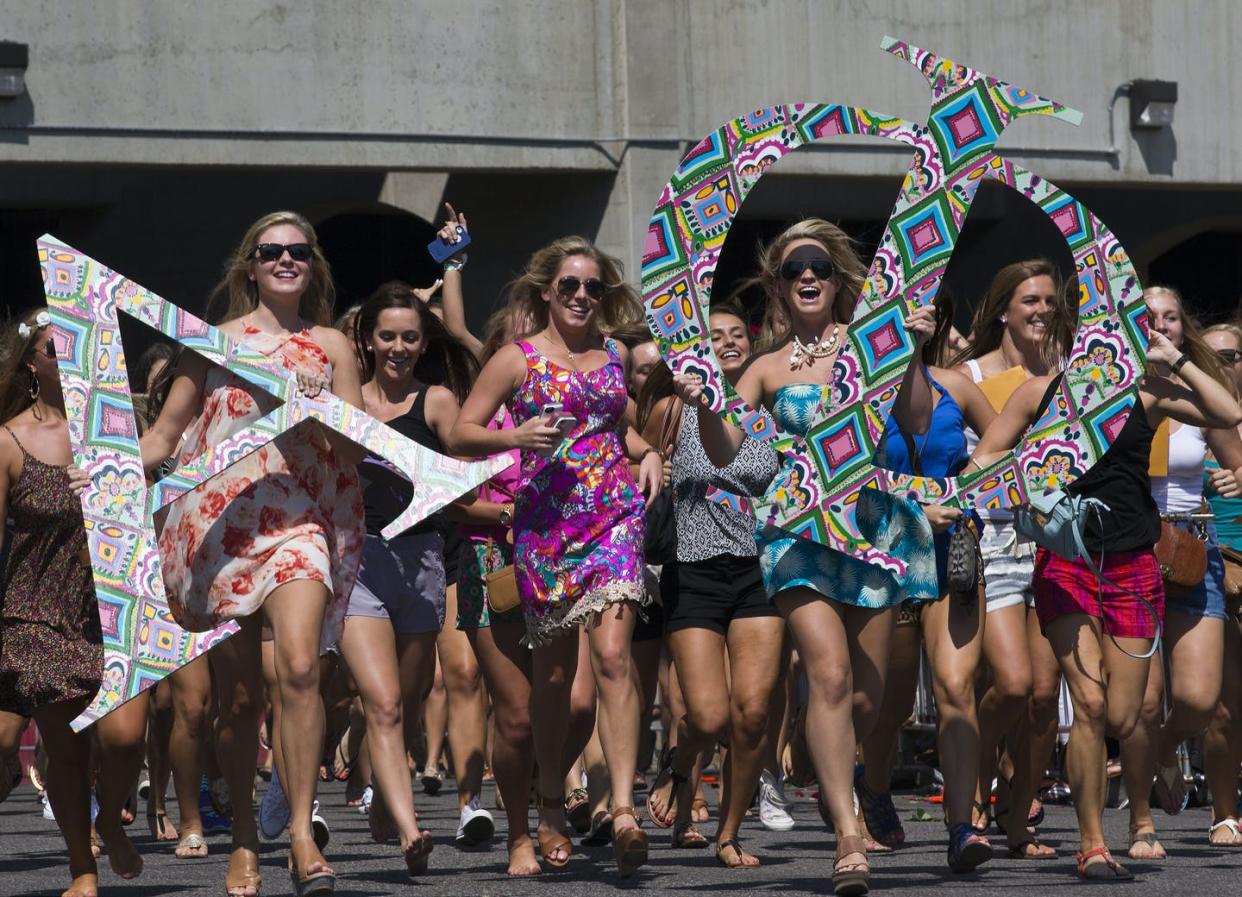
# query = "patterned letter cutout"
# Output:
<box><xmin>641</xmin><ymin>36</ymin><xmax>1147</xmax><ymax>572</ymax></box>
<box><xmin>41</xmin><ymin>236</ymin><xmax>513</xmax><ymax>730</ymax></box>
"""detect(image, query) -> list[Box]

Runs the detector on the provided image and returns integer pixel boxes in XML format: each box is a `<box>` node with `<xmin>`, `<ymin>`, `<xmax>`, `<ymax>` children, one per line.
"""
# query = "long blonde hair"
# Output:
<box><xmin>507</xmin><ymin>236</ymin><xmax>643</xmax><ymax>336</ymax></box>
<box><xmin>1203</xmin><ymin>323</ymin><xmax>1242</xmax><ymax>400</ymax></box>
<box><xmin>207</xmin><ymin>211</ymin><xmax>336</xmax><ymax>325</ymax></box>
<box><xmin>0</xmin><ymin>308</ymin><xmax>50</xmax><ymax>424</ymax></box>
<box><xmin>744</xmin><ymin>218</ymin><xmax>867</xmax><ymax>349</ymax></box>
<box><xmin>1144</xmin><ymin>285</ymin><xmax>1228</xmax><ymax>388</ymax></box>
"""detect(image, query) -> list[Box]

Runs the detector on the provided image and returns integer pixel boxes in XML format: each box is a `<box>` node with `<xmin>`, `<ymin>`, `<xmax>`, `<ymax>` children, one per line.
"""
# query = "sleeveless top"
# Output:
<box><xmin>1151</xmin><ymin>424</ymin><xmax>1205</xmax><ymax>514</ymax></box>
<box><xmin>358</xmin><ymin>387</ymin><xmax>440</xmax><ymax>537</ymax></box>
<box><xmin>875</xmin><ymin>373</ymin><xmax>971</xmax><ymax>591</ymax></box>
<box><xmin>1207</xmin><ymin>457</ymin><xmax>1242</xmax><ymax>548</ymax></box>
<box><xmin>963</xmin><ymin>358</ymin><xmax>1014</xmax><ymax>522</ymax></box>
<box><xmin>459</xmin><ymin>405</ymin><xmax>522</xmax><ymax>545</ymax></box>
<box><xmin>1042</xmin><ymin>376</ymin><xmax>1160</xmax><ymax>553</ymax></box>
<box><xmin>671</xmin><ymin>403</ymin><xmax>778</xmax><ymax>562</ymax></box>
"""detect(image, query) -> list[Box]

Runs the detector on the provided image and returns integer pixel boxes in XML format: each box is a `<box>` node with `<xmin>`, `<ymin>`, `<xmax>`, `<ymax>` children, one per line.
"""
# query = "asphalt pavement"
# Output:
<box><xmin>1</xmin><ymin>775</ymin><xmax>1238</xmax><ymax>896</ymax></box>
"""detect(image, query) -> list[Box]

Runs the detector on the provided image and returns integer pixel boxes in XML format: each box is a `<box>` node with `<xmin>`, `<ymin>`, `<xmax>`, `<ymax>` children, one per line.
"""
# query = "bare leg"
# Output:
<box><xmin>168</xmin><ymin>655</ymin><xmax>211</xmax><ymax>856</ymax></box>
<box><xmin>91</xmin><ymin>693</ymin><xmax>149</xmax><ymax>878</ymax></box>
<box><xmin>975</xmin><ymin>603</ymin><xmax>1033</xmax><ymax>825</ymax></box>
<box><xmin>34</xmin><ymin>697</ymin><xmax>100</xmax><ymax>897</ymax></box>
<box><xmin>468</xmin><ymin>619</ymin><xmax>538</xmax><ymax>875</ymax></box>
<box><xmin>1046</xmin><ymin>613</ymin><xmax>1151</xmax><ymax>877</ymax></box>
<box><xmin>339</xmin><ymin>615</ymin><xmax>436</xmax><ymax>854</ymax></box>
<box><xmin>1205</xmin><ymin>614</ymin><xmax>1242</xmax><ymax>843</ymax></box>
<box><xmin>436</xmin><ymin>584</ymin><xmax>488</xmax><ymax>811</ymax></box>
<box><xmin>1119</xmin><ymin>653</ymin><xmax>1165</xmax><ymax>857</ymax></box>
<box><xmin>421</xmin><ymin>652</ymin><xmax>447</xmax><ymax>780</ymax></box>
<box><xmin>564</xmin><ymin>628</ymin><xmax>598</xmax><ymax>795</ymax></box>
<box><xmin>144</xmin><ymin>681</ymin><xmax>177</xmax><ymax>841</ymax></box>
<box><xmin>213</xmin><ymin>616</ymin><xmax>264</xmax><ymax>897</ymax></box>
<box><xmin>920</xmin><ymin>594</ymin><xmax>986</xmax><ymax>830</ymax></box>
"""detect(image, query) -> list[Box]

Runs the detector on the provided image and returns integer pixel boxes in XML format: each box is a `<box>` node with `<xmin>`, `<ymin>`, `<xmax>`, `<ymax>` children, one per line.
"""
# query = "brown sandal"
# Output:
<box><xmin>1076</xmin><ymin>845</ymin><xmax>1132</xmax><ymax>881</ymax></box>
<box><xmin>288</xmin><ymin>837</ymin><xmax>334</xmax><ymax>896</ymax></box>
<box><xmin>611</xmin><ymin>806</ymin><xmax>649</xmax><ymax>878</ymax></box>
<box><xmin>833</xmin><ymin>833</ymin><xmax>870</xmax><ymax>897</ymax></box>
<box><xmin>672</xmin><ymin>820</ymin><xmax>709</xmax><ymax>849</ymax></box>
<box><xmin>225</xmin><ymin>844</ymin><xmax>261</xmax><ymax>897</ymax></box>
<box><xmin>716</xmin><ymin>837</ymin><xmax>759</xmax><ymax>868</ymax></box>
<box><xmin>536</xmin><ymin>794</ymin><xmax>573</xmax><ymax>869</ymax></box>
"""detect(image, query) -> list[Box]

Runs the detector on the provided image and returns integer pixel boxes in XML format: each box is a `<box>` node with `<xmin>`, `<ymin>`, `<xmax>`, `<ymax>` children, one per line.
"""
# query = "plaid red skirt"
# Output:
<box><xmin>1033</xmin><ymin>547</ymin><xmax>1164</xmax><ymax>639</ymax></box>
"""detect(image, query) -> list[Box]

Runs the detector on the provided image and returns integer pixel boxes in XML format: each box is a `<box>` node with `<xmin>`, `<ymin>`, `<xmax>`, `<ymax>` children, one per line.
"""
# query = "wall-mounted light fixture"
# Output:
<box><xmin>0</xmin><ymin>41</ymin><xmax>28</xmax><ymax>99</ymax></box>
<box><xmin>1129</xmin><ymin>79</ymin><xmax>1178</xmax><ymax>130</ymax></box>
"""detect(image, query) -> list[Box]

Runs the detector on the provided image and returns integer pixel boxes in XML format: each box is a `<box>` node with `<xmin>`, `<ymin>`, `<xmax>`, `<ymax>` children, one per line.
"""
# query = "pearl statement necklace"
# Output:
<box><xmin>789</xmin><ymin>324</ymin><xmax>841</xmax><ymax>370</ymax></box>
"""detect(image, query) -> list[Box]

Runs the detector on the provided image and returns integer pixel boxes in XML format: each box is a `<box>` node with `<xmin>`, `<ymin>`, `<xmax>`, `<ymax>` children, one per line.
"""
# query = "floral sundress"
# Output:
<box><xmin>510</xmin><ymin>339</ymin><xmax>646</xmax><ymax>645</ymax></box>
<box><xmin>158</xmin><ymin>326</ymin><xmax>365</xmax><ymax>649</ymax></box>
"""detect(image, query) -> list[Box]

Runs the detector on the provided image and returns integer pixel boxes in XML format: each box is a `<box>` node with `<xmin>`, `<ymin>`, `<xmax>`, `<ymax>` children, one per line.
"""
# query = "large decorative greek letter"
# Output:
<box><xmin>641</xmin><ymin>36</ymin><xmax>1147</xmax><ymax>571</ymax></box>
<box><xmin>42</xmin><ymin>237</ymin><xmax>512</xmax><ymax>729</ymax></box>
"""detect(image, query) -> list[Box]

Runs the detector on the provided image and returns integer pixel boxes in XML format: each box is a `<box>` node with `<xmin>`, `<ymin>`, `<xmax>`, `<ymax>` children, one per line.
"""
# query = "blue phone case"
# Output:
<box><xmin>427</xmin><ymin>226</ymin><xmax>471</xmax><ymax>263</ymax></box>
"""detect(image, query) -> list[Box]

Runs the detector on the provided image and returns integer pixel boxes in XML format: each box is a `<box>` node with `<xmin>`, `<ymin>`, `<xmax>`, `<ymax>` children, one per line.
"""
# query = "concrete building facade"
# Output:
<box><xmin>1</xmin><ymin>0</ymin><xmax>1240</xmax><ymax>334</ymax></box>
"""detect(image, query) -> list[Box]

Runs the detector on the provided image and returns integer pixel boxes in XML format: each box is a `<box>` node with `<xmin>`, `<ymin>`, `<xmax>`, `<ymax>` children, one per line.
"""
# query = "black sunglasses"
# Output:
<box><xmin>779</xmin><ymin>258</ymin><xmax>835</xmax><ymax>281</ymax></box>
<box><xmin>1217</xmin><ymin>348</ymin><xmax>1242</xmax><ymax>365</ymax></box>
<box><xmin>556</xmin><ymin>276</ymin><xmax>606</xmax><ymax>300</ymax></box>
<box><xmin>43</xmin><ymin>339</ymin><xmax>56</xmax><ymax>359</ymax></box>
<box><xmin>255</xmin><ymin>242</ymin><xmax>313</xmax><ymax>263</ymax></box>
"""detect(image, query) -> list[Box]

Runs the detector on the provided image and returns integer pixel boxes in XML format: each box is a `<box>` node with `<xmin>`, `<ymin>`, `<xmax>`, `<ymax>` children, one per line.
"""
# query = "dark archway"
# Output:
<box><xmin>315</xmin><ymin>208</ymin><xmax>442</xmax><ymax>316</ymax></box>
<box><xmin>1148</xmin><ymin>230</ymin><xmax>1242</xmax><ymax>325</ymax></box>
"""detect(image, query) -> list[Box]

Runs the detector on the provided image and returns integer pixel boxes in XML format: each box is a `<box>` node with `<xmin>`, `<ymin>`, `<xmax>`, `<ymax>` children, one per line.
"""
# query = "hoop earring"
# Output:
<box><xmin>28</xmin><ymin>371</ymin><xmax>39</xmax><ymax>400</ymax></box>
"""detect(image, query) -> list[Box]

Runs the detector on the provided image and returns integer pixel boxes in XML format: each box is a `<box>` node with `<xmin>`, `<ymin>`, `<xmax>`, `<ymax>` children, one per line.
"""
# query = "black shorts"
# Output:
<box><xmin>660</xmin><ymin>554</ymin><xmax>778</xmax><ymax>635</ymax></box>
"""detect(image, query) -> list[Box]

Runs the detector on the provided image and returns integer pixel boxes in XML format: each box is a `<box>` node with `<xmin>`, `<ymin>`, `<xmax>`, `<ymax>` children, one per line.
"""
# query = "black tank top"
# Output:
<box><xmin>1037</xmin><ymin>378</ymin><xmax>1160</xmax><ymax>553</ymax></box>
<box><xmin>358</xmin><ymin>388</ymin><xmax>442</xmax><ymax>536</ymax></box>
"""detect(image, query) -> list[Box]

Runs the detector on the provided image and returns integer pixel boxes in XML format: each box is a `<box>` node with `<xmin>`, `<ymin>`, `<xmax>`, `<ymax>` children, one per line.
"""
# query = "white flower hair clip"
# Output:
<box><xmin>17</xmin><ymin>310</ymin><xmax>51</xmax><ymax>340</ymax></box>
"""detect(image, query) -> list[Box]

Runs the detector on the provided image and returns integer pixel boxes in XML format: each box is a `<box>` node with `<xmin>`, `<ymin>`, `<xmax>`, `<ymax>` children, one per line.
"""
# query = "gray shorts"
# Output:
<box><xmin>979</xmin><ymin>519</ymin><xmax>1035</xmax><ymax>613</ymax></box>
<box><xmin>346</xmin><ymin>532</ymin><xmax>446</xmax><ymax>635</ymax></box>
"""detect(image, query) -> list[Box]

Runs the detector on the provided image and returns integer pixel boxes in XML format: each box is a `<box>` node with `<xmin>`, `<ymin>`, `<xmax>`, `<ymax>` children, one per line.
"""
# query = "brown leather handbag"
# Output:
<box><xmin>1219</xmin><ymin>545</ymin><xmax>1242</xmax><ymax>618</ymax></box>
<box><xmin>1155</xmin><ymin>508</ymin><xmax>1209</xmax><ymax>599</ymax></box>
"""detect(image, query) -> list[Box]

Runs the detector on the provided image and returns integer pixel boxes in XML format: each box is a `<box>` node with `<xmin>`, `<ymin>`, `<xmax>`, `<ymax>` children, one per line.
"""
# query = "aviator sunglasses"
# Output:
<box><xmin>255</xmin><ymin>242</ymin><xmax>314</xmax><ymax>263</ymax></box>
<box><xmin>779</xmin><ymin>257</ymin><xmax>835</xmax><ymax>281</ymax></box>
<box><xmin>556</xmin><ymin>276</ymin><xmax>607</xmax><ymax>300</ymax></box>
<box><xmin>1217</xmin><ymin>348</ymin><xmax>1242</xmax><ymax>365</ymax></box>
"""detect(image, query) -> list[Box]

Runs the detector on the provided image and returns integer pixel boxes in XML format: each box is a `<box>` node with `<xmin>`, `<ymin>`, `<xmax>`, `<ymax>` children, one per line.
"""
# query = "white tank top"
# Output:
<box><xmin>1151</xmin><ymin>424</ymin><xmax>1205</xmax><ymax>514</ymax></box>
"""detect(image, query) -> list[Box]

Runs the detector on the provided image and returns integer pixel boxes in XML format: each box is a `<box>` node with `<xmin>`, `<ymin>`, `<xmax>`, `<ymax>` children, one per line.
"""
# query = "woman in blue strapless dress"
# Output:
<box><xmin>674</xmin><ymin>218</ymin><xmax>973</xmax><ymax>896</ymax></box>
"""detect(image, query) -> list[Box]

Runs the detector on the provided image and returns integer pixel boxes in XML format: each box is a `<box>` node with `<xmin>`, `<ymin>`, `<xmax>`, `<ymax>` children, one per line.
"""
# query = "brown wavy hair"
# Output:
<box><xmin>508</xmin><ymin>236</ymin><xmax>643</xmax><ymax>336</ymax></box>
<box><xmin>208</xmin><ymin>211</ymin><xmax>336</xmax><ymax>326</ymax></box>
<box><xmin>353</xmin><ymin>281</ymin><xmax>480</xmax><ymax>404</ymax></box>
<box><xmin>951</xmin><ymin>259</ymin><xmax>1073</xmax><ymax>368</ymax></box>
<box><xmin>741</xmin><ymin>219</ymin><xmax>867</xmax><ymax>349</ymax></box>
<box><xmin>0</xmin><ymin>308</ymin><xmax>49</xmax><ymax>424</ymax></box>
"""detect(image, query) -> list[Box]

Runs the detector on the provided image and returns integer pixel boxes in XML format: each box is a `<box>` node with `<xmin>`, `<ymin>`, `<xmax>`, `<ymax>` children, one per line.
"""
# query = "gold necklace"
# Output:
<box><xmin>789</xmin><ymin>324</ymin><xmax>841</xmax><ymax>370</ymax></box>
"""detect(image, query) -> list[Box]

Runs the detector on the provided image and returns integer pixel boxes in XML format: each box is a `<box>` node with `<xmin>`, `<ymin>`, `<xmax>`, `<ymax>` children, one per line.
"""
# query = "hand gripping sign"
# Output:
<box><xmin>641</xmin><ymin>36</ymin><xmax>1148</xmax><ymax>571</ymax></box>
<box><xmin>40</xmin><ymin>236</ymin><xmax>513</xmax><ymax>730</ymax></box>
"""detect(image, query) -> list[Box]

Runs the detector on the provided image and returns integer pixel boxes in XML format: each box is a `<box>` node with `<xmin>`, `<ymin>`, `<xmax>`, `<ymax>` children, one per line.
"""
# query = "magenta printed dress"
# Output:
<box><xmin>510</xmin><ymin>339</ymin><xmax>646</xmax><ymax>645</ymax></box>
<box><xmin>158</xmin><ymin>326</ymin><xmax>366</xmax><ymax>650</ymax></box>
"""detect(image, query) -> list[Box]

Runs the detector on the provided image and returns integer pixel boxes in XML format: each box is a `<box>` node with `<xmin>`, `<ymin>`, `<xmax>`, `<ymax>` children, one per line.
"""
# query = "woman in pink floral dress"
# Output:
<box><xmin>450</xmin><ymin>237</ymin><xmax>662</xmax><ymax>878</ymax></box>
<box><xmin>140</xmin><ymin>211</ymin><xmax>365</xmax><ymax>897</ymax></box>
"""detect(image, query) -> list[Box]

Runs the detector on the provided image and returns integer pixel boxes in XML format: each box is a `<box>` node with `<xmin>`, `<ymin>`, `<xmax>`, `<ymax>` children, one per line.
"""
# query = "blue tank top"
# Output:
<box><xmin>877</xmin><ymin>374</ymin><xmax>969</xmax><ymax>479</ymax></box>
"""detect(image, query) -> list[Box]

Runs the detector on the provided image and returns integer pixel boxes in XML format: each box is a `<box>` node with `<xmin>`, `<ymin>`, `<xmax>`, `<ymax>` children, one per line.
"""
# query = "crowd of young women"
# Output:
<box><xmin>3</xmin><ymin>207</ymin><xmax>1242</xmax><ymax>897</ymax></box>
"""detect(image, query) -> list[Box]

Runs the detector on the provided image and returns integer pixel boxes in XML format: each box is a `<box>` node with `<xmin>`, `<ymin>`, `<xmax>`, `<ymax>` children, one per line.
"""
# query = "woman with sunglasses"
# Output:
<box><xmin>139</xmin><ymin>211</ymin><xmax>366</xmax><ymax>897</ymax></box>
<box><xmin>949</xmin><ymin>260</ymin><xmax>1073</xmax><ymax>856</ymax></box>
<box><xmin>449</xmin><ymin>236</ymin><xmax>662</xmax><ymax>878</ymax></box>
<box><xmin>1200</xmin><ymin>322</ymin><xmax>1242</xmax><ymax>847</ymax></box>
<box><xmin>637</xmin><ymin>304</ymin><xmax>784</xmax><ymax>867</ymax></box>
<box><xmin>0</xmin><ymin>308</ymin><xmax>149</xmax><ymax>897</ymax></box>
<box><xmin>1116</xmin><ymin>287</ymin><xmax>1242</xmax><ymax>860</ymax></box>
<box><xmin>674</xmin><ymin>219</ymin><xmax>943</xmax><ymax>896</ymax></box>
<box><xmin>969</xmin><ymin>315</ymin><xmax>1242</xmax><ymax>880</ymax></box>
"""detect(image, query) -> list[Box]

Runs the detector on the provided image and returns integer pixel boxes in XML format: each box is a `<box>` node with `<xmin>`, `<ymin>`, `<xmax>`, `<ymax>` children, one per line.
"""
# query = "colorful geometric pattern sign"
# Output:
<box><xmin>640</xmin><ymin>36</ymin><xmax>1147</xmax><ymax>568</ymax></box>
<box><xmin>41</xmin><ymin>236</ymin><xmax>514</xmax><ymax>730</ymax></box>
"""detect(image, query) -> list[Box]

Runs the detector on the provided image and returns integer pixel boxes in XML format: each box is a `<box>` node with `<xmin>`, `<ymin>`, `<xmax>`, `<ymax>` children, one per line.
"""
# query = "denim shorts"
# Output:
<box><xmin>979</xmin><ymin>519</ymin><xmax>1035</xmax><ymax>613</ymax></box>
<box><xmin>1163</xmin><ymin>521</ymin><xmax>1227</xmax><ymax>621</ymax></box>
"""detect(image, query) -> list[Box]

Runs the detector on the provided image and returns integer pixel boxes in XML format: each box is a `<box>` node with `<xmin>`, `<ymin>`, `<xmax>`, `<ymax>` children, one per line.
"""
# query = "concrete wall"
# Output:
<box><xmin>1</xmin><ymin>1</ymin><xmax>1240</xmax><ymax>326</ymax></box>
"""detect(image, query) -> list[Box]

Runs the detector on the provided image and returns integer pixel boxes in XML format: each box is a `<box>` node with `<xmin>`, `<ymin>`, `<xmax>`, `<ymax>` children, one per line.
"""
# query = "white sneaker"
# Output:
<box><xmin>455</xmin><ymin>796</ymin><xmax>495</xmax><ymax>846</ymax></box>
<box><xmin>41</xmin><ymin>793</ymin><xmax>56</xmax><ymax>821</ymax></box>
<box><xmin>311</xmin><ymin>799</ymin><xmax>330</xmax><ymax>850</ymax></box>
<box><xmin>259</xmin><ymin>767</ymin><xmax>290</xmax><ymax>840</ymax></box>
<box><xmin>758</xmin><ymin>769</ymin><xmax>795</xmax><ymax>832</ymax></box>
<box><xmin>357</xmin><ymin>784</ymin><xmax>373</xmax><ymax>817</ymax></box>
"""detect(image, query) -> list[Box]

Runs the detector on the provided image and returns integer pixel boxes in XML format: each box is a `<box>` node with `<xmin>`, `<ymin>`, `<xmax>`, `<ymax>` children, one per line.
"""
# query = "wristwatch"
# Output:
<box><xmin>498</xmin><ymin>503</ymin><xmax>514</xmax><ymax>526</ymax></box>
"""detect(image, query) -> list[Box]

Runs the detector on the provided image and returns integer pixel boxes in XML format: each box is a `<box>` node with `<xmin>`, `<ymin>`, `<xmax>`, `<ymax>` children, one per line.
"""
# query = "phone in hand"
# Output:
<box><xmin>538</xmin><ymin>403</ymin><xmax>576</xmax><ymax>456</ymax></box>
<box><xmin>427</xmin><ymin>225</ymin><xmax>471</xmax><ymax>263</ymax></box>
